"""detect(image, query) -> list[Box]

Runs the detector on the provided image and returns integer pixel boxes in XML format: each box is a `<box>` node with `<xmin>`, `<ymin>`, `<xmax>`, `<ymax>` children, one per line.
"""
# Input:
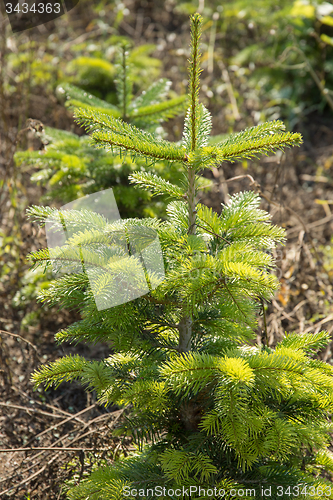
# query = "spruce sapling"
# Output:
<box><xmin>28</xmin><ymin>14</ymin><xmax>333</xmax><ymax>500</ymax></box>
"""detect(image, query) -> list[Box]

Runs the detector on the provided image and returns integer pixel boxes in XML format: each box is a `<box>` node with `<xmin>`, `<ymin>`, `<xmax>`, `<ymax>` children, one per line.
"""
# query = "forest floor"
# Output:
<box><xmin>1</xmin><ymin>2</ymin><xmax>333</xmax><ymax>498</ymax></box>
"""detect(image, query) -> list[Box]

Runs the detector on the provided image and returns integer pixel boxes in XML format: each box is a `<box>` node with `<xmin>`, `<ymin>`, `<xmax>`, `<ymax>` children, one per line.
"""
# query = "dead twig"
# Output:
<box><xmin>287</xmin><ymin>213</ymin><xmax>333</xmax><ymax>235</ymax></box>
<box><xmin>0</xmin><ymin>446</ymin><xmax>100</xmax><ymax>452</ymax></box>
<box><xmin>12</xmin><ymin>386</ymin><xmax>87</xmax><ymax>423</ymax></box>
<box><xmin>0</xmin><ymin>402</ymin><xmax>67</xmax><ymax>419</ymax></box>
<box><xmin>0</xmin><ymin>329</ymin><xmax>42</xmax><ymax>361</ymax></box>
<box><xmin>0</xmin><ymin>408</ymin><xmax>125</xmax><ymax>488</ymax></box>
<box><xmin>23</xmin><ymin>403</ymin><xmax>98</xmax><ymax>444</ymax></box>
<box><xmin>302</xmin><ymin>314</ymin><xmax>333</xmax><ymax>335</ymax></box>
<box><xmin>0</xmin><ymin>466</ymin><xmax>47</xmax><ymax>497</ymax></box>
<box><xmin>0</xmin><ymin>404</ymin><xmax>97</xmax><ymax>486</ymax></box>
<box><xmin>225</xmin><ymin>174</ymin><xmax>259</xmax><ymax>187</ymax></box>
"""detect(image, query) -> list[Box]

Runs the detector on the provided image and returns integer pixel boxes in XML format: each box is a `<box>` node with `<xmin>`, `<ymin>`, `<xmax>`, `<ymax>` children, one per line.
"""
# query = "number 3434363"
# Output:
<box><xmin>5</xmin><ymin>3</ymin><xmax>61</xmax><ymax>14</ymax></box>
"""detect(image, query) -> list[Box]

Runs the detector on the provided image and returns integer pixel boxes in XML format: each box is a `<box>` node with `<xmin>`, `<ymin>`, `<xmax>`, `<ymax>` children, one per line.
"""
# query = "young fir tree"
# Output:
<box><xmin>15</xmin><ymin>45</ymin><xmax>186</xmax><ymax>218</ymax></box>
<box><xmin>28</xmin><ymin>14</ymin><xmax>333</xmax><ymax>500</ymax></box>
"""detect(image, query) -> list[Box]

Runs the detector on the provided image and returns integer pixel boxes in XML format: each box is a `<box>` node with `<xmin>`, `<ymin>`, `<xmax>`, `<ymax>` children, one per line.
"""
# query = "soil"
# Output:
<box><xmin>1</xmin><ymin>1</ymin><xmax>333</xmax><ymax>498</ymax></box>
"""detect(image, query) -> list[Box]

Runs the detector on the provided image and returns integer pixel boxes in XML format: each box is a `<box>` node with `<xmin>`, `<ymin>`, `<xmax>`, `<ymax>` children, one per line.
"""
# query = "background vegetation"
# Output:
<box><xmin>1</xmin><ymin>0</ymin><xmax>333</xmax><ymax>498</ymax></box>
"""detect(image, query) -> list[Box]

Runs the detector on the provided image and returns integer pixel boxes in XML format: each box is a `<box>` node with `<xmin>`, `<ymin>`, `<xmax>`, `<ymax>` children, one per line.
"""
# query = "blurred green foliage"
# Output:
<box><xmin>178</xmin><ymin>0</ymin><xmax>333</xmax><ymax>128</ymax></box>
<box><xmin>5</xmin><ymin>0</ymin><xmax>333</xmax><ymax>131</ymax></box>
<box><xmin>15</xmin><ymin>126</ymin><xmax>184</xmax><ymax>218</ymax></box>
<box><xmin>12</xmin><ymin>267</ymin><xmax>54</xmax><ymax>331</ymax></box>
<box><xmin>14</xmin><ymin>44</ymin><xmax>187</xmax><ymax>218</ymax></box>
<box><xmin>64</xmin><ymin>42</ymin><xmax>163</xmax><ymax>102</ymax></box>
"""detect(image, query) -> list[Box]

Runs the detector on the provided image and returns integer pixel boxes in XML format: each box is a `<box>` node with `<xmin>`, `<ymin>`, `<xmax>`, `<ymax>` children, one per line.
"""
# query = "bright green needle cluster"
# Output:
<box><xmin>28</xmin><ymin>14</ymin><xmax>333</xmax><ymax>500</ymax></box>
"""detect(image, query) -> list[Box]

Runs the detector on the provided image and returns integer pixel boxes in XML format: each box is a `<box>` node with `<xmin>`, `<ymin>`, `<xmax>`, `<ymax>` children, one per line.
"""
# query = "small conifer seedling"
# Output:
<box><xmin>16</xmin><ymin>45</ymin><xmax>186</xmax><ymax>217</ymax></box>
<box><xmin>28</xmin><ymin>14</ymin><xmax>333</xmax><ymax>500</ymax></box>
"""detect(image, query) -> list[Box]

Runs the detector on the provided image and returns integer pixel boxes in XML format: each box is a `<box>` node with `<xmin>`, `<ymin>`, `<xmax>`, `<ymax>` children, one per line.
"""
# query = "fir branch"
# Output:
<box><xmin>130</xmin><ymin>78</ymin><xmax>172</xmax><ymax>108</ymax></box>
<box><xmin>222</xmin><ymin>278</ymin><xmax>256</xmax><ymax>326</ymax></box>
<box><xmin>114</xmin><ymin>44</ymin><xmax>133</xmax><ymax>120</ymax></box>
<box><xmin>73</xmin><ymin>107</ymin><xmax>186</xmax><ymax>162</ymax></box>
<box><xmin>183</xmin><ymin>104</ymin><xmax>212</xmax><ymax>151</ymax></box>
<box><xmin>277</xmin><ymin>331</ymin><xmax>331</xmax><ymax>353</ymax></box>
<box><xmin>188</xmin><ymin>131</ymin><xmax>303</xmax><ymax>169</ymax></box>
<box><xmin>65</xmin><ymin>99</ymin><xmax>122</xmax><ymax>119</ymax></box>
<box><xmin>56</xmin><ymin>83</ymin><xmax>119</xmax><ymax>111</ymax></box>
<box><xmin>215</xmin><ymin>120</ymin><xmax>288</xmax><ymax>147</ymax></box>
<box><xmin>130</xmin><ymin>96</ymin><xmax>187</xmax><ymax>123</ymax></box>
<box><xmin>129</xmin><ymin>172</ymin><xmax>185</xmax><ymax>198</ymax></box>
<box><xmin>188</xmin><ymin>13</ymin><xmax>203</xmax><ymax>152</ymax></box>
<box><xmin>160</xmin><ymin>449</ymin><xmax>217</xmax><ymax>483</ymax></box>
<box><xmin>27</xmin><ymin>205</ymin><xmax>108</xmax><ymax>231</ymax></box>
<box><xmin>31</xmin><ymin>355</ymin><xmax>87</xmax><ymax>389</ymax></box>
